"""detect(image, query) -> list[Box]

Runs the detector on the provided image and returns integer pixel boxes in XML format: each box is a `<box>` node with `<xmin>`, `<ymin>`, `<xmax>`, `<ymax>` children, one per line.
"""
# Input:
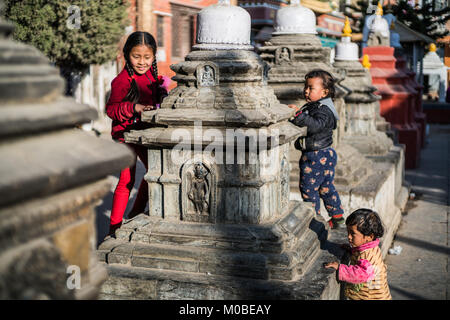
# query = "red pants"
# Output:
<box><xmin>110</xmin><ymin>143</ymin><xmax>148</xmax><ymax>227</ymax></box>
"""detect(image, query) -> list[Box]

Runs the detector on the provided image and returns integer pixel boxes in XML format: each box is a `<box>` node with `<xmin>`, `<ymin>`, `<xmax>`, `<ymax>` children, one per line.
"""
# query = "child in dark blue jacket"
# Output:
<box><xmin>289</xmin><ymin>69</ymin><xmax>345</xmax><ymax>229</ymax></box>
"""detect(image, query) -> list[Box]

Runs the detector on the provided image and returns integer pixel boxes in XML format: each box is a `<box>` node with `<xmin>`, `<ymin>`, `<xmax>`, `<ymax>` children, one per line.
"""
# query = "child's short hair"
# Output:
<box><xmin>304</xmin><ymin>69</ymin><xmax>335</xmax><ymax>99</ymax></box>
<box><xmin>346</xmin><ymin>208</ymin><xmax>384</xmax><ymax>239</ymax></box>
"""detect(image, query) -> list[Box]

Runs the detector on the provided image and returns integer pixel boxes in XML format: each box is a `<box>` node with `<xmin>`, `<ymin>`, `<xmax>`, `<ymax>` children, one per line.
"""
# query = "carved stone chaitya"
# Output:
<box><xmin>0</xmin><ymin>12</ymin><xmax>134</xmax><ymax>299</ymax></box>
<box><xmin>185</xmin><ymin>162</ymin><xmax>212</xmax><ymax>222</ymax></box>
<box><xmin>258</xmin><ymin>2</ymin><xmax>406</xmax><ymax>256</ymax></box>
<box><xmin>98</xmin><ymin>2</ymin><xmax>344</xmax><ymax>300</ymax></box>
<box><xmin>333</xmin><ymin>23</ymin><xmax>407</xmax><ymax>255</ymax></box>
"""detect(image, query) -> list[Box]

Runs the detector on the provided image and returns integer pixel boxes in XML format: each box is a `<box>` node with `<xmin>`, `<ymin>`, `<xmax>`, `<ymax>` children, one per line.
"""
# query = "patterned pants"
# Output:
<box><xmin>299</xmin><ymin>147</ymin><xmax>344</xmax><ymax>218</ymax></box>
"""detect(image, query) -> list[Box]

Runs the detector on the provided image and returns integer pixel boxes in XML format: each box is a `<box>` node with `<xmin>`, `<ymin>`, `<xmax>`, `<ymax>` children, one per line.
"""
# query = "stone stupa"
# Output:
<box><xmin>333</xmin><ymin>18</ymin><xmax>407</xmax><ymax>255</ymax></box>
<box><xmin>258</xmin><ymin>1</ymin><xmax>387</xmax><ymax>234</ymax></box>
<box><xmin>98</xmin><ymin>0</ymin><xmax>344</xmax><ymax>300</ymax></box>
<box><xmin>0</xmin><ymin>6</ymin><xmax>134</xmax><ymax>299</ymax></box>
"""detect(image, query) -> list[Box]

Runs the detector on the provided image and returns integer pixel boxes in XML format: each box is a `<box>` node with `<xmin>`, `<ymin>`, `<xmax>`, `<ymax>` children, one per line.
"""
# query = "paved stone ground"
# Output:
<box><xmin>385</xmin><ymin>124</ymin><xmax>450</xmax><ymax>300</ymax></box>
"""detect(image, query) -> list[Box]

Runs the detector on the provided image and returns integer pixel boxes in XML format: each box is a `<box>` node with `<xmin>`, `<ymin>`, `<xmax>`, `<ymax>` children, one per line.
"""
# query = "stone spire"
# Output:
<box><xmin>98</xmin><ymin>1</ymin><xmax>336</xmax><ymax>300</ymax></box>
<box><xmin>273</xmin><ymin>0</ymin><xmax>317</xmax><ymax>35</ymax></box>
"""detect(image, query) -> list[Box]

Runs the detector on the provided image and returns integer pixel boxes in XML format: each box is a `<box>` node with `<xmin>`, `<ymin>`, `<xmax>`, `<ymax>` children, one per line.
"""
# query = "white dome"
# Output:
<box><xmin>335</xmin><ymin>36</ymin><xmax>359</xmax><ymax>61</ymax></box>
<box><xmin>195</xmin><ymin>2</ymin><xmax>252</xmax><ymax>50</ymax></box>
<box><xmin>273</xmin><ymin>2</ymin><xmax>317</xmax><ymax>35</ymax></box>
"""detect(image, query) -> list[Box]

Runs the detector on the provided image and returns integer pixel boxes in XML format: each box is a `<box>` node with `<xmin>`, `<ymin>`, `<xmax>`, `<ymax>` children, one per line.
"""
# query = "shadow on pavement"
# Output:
<box><xmin>389</xmin><ymin>284</ymin><xmax>429</xmax><ymax>300</ymax></box>
<box><xmin>394</xmin><ymin>235</ymin><xmax>450</xmax><ymax>256</ymax></box>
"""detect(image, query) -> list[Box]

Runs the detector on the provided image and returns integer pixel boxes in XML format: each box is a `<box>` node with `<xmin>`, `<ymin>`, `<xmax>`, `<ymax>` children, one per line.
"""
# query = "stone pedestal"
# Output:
<box><xmin>0</xmin><ymin>17</ymin><xmax>134</xmax><ymax>299</ymax></box>
<box><xmin>257</xmin><ymin>3</ymin><xmax>405</xmax><ymax>257</ymax></box>
<box><xmin>363</xmin><ymin>46</ymin><xmax>421</xmax><ymax>169</ymax></box>
<box><xmin>259</xmin><ymin>36</ymin><xmax>376</xmax><ymax>219</ymax></box>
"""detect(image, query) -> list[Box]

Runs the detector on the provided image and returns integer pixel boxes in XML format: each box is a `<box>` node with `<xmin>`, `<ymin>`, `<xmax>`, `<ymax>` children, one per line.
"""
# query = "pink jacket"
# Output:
<box><xmin>338</xmin><ymin>239</ymin><xmax>379</xmax><ymax>284</ymax></box>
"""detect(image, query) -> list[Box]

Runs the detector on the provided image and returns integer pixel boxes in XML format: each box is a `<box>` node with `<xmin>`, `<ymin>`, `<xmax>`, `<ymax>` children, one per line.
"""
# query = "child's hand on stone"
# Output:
<box><xmin>288</xmin><ymin>104</ymin><xmax>300</xmax><ymax>112</ymax></box>
<box><xmin>135</xmin><ymin>104</ymin><xmax>155</xmax><ymax>113</ymax></box>
<box><xmin>324</xmin><ymin>261</ymin><xmax>339</xmax><ymax>270</ymax></box>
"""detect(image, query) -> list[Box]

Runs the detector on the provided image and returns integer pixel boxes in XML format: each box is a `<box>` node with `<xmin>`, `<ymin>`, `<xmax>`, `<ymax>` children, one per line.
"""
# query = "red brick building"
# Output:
<box><xmin>123</xmin><ymin>0</ymin><xmax>237</xmax><ymax>89</ymax></box>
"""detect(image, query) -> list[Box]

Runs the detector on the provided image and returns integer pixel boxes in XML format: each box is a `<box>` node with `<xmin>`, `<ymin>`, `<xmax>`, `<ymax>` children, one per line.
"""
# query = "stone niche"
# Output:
<box><xmin>0</xmin><ymin>16</ymin><xmax>134</xmax><ymax>299</ymax></box>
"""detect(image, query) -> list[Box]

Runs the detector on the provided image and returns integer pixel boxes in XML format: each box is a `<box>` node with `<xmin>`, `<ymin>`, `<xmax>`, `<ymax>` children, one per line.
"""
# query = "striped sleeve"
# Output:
<box><xmin>338</xmin><ymin>259</ymin><xmax>376</xmax><ymax>284</ymax></box>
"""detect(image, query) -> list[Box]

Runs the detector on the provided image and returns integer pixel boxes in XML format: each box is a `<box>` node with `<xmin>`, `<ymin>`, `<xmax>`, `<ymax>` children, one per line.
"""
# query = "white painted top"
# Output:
<box><xmin>369</xmin><ymin>15</ymin><xmax>390</xmax><ymax>38</ymax></box>
<box><xmin>196</xmin><ymin>2</ymin><xmax>252</xmax><ymax>49</ymax></box>
<box><xmin>334</xmin><ymin>36</ymin><xmax>359</xmax><ymax>61</ymax></box>
<box><xmin>273</xmin><ymin>1</ymin><xmax>317</xmax><ymax>35</ymax></box>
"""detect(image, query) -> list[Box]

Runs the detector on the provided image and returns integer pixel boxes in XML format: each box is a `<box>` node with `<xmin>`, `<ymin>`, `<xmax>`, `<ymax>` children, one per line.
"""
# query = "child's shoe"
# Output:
<box><xmin>328</xmin><ymin>216</ymin><xmax>346</xmax><ymax>229</ymax></box>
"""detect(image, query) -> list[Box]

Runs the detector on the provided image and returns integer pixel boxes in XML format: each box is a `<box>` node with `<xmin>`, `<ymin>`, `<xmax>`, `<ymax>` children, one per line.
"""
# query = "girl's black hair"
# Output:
<box><xmin>304</xmin><ymin>69</ymin><xmax>336</xmax><ymax>99</ymax></box>
<box><xmin>346</xmin><ymin>208</ymin><xmax>384</xmax><ymax>239</ymax></box>
<box><xmin>122</xmin><ymin>31</ymin><xmax>158</xmax><ymax>103</ymax></box>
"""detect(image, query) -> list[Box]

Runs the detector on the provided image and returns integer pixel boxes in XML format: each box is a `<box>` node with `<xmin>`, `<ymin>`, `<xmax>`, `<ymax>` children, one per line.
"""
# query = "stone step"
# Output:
<box><xmin>99</xmin><ymin>233</ymin><xmax>321</xmax><ymax>281</ymax></box>
<box><xmin>98</xmin><ymin>216</ymin><xmax>345</xmax><ymax>300</ymax></box>
<box><xmin>111</xmin><ymin>202</ymin><xmax>314</xmax><ymax>255</ymax></box>
<box><xmin>97</xmin><ymin>201</ymin><xmax>327</xmax><ymax>282</ymax></box>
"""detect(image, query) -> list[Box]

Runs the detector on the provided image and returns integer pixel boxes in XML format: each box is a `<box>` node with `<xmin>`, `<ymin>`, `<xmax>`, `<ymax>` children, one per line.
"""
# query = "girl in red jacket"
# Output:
<box><xmin>106</xmin><ymin>31</ymin><xmax>167</xmax><ymax>237</ymax></box>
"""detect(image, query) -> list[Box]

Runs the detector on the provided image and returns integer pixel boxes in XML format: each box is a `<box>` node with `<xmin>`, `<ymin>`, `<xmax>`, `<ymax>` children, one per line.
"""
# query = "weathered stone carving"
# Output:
<box><xmin>275</xmin><ymin>47</ymin><xmax>292</xmax><ymax>64</ymax></box>
<box><xmin>197</xmin><ymin>63</ymin><xmax>218</xmax><ymax>87</ymax></box>
<box><xmin>98</xmin><ymin>2</ymin><xmax>343</xmax><ymax>300</ymax></box>
<box><xmin>183</xmin><ymin>161</ymin><xmax>214</xmax><ymax>222</ymax></box>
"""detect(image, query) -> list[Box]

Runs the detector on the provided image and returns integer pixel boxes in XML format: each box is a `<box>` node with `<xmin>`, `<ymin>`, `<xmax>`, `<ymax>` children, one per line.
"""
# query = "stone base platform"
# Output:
<box><xmin>97</xmin><ymin>202</ymin><xmax>348</xmax><ymax>300</ymax></box>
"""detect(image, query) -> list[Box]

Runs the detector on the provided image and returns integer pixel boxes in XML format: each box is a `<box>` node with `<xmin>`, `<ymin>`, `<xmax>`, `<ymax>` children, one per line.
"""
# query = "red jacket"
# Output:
<box><xmin>106</xmin><ymin>67</ymin><xmax>166</xmax><ymax>142</ymax></box>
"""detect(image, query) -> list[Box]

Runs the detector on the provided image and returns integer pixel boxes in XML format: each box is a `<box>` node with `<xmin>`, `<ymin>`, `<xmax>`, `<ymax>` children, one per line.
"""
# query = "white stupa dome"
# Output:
<box><xmin>195</xmin><ymin>0</ymin><xmax>253</xmax><ymax>50</ymax></box>
<box><xmin>335</xmin><ymin>37</ymin><xmax>359</xmax><ymax>61</ymax></box>
<box><xmin>273</xmin><ymin>0</ymin><xmax>317</xmax><ymax>35</ymax></box>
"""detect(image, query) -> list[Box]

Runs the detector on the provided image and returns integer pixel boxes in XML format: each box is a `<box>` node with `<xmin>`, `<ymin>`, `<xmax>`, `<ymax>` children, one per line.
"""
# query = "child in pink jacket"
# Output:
<box><xmin>325</xmin><ymin>209</ymin><xmax>392</xmax><ymax>300</ymax></box>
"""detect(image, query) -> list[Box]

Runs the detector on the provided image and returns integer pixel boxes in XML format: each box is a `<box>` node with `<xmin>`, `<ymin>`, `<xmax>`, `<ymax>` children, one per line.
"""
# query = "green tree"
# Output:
<box><xmin>345</xmin><ymin>0</ymin><xmax>450</xmax><ymax>40</ymax></box>
<box><xmin>4</xmin><ymin>0</ymin><xmax>129</xmax><ymax>94</ymax></box>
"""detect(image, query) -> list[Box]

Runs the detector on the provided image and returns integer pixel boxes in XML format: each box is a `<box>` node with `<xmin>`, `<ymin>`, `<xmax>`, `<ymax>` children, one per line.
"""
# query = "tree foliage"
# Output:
<box><xmin>391</xmin><ymin>0</ymin><xmax>450</xmax><ymax>40</ymax></box>
<box><xmin>4</xmin><ymin>0</ymin><xmax>129</xmax><ymax>72</ymax></box>
<box><xmin>344</xmin><ymin>0</ymin><xmax>450</xmax><ymax>41</ymax></box>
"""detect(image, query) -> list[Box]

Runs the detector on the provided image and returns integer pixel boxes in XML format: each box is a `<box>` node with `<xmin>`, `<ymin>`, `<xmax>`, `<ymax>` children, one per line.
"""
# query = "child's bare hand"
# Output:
<box><xmin>134</xmin><ymin>104</ymin><xmax>155</xmax><ymax>113</ymax></box>
<box><xmin>324</xmin><ymin>261</ymin><xmax>339</xmax><ymax>270</ymax></box>
<box><xmin>288</xmin><ymin>104</ymin><xmax>300</xmax><ymax>112</ymax></box>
